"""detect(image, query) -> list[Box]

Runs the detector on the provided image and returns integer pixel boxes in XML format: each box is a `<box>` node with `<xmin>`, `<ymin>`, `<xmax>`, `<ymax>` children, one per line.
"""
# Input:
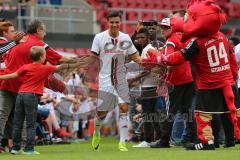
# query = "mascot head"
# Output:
<box><xmin>171</xmin><ymin>0</ymin><xmax>226</xmax><ymax>39</ymax></box>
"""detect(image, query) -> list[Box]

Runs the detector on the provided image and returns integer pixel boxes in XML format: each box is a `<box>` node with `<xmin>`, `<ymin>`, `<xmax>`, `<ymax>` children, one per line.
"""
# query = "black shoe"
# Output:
<box><xmin>150</xmin><ymin>140</ymin><xmax>170</xmax><ymax>148</ymax></box>
<box><xmin>185</xmin><ymin>140</ymin><xmax>215</xmax><ymax>150</ymax></box>
<box><xmin>214</xmin><ymin>142</ymin><xmax>220</xmax><ymax>148</ymax></box>
<box><xmin>223</xmin><ymin>143</ymin><xmax>235</xmax><ymax>148</ymax></box>
<box><xmin>129</xmin><ymin>135</ymin><xmax>140</xmax><ymax>143</ymax></box>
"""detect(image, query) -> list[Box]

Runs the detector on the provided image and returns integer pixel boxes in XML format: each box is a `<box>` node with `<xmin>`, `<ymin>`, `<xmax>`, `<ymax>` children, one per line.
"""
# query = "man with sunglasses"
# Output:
<box><xmin>150</xmin><ymin>17</ymin><xmax>195</xmax><ymax>148</ymax></box>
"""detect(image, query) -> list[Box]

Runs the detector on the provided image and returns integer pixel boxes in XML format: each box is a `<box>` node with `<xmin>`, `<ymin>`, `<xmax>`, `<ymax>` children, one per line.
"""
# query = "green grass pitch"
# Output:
<box><xmin>1</xmin><ymin>137</ymin><xmax>239</xmax><ymax>160</ymax></box>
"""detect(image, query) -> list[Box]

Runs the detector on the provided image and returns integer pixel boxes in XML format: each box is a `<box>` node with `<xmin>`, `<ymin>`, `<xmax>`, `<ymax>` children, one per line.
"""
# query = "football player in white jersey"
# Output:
<box><xmin>80</xmin><ymin>11</ymin><xmax>142</xmax><ymax>151</ymax></box>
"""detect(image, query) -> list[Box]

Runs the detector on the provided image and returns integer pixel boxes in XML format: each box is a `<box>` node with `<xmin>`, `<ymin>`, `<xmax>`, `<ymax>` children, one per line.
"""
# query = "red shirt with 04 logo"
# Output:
<box><xmin>190</xmin><ymin>32</ymin><xmax>236</xmax><ymax>89</ymax></box>
<box><xmin>171</xmin><ymin>32</ymin><xmax>237</xmax><ymax>89</ymax></box>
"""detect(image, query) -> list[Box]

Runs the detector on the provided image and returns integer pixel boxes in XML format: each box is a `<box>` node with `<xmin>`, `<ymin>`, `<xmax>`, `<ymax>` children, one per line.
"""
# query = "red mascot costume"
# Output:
<box><xmin>144</xmin><ymin>0</ymin><xmax>240</xmax><ymax>150</ymax></box>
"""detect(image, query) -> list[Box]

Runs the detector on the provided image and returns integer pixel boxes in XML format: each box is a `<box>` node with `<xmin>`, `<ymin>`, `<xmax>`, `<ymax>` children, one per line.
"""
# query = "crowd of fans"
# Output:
<box><xmin>0</xmin><ymin>0</ymin><xmax>239</xmax><ymax>155</ymax></box>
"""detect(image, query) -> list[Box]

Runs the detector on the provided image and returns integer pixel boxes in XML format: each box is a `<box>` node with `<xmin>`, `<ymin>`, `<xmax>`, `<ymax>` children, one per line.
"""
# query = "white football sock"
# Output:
<box><xmin>119</xmin><ymin>113</ymin><xmax>128</xmax><ymax>142</ymax></box>
<box><xmin>94</xmin><ymin>115</ymin><xmax>104</xmax><ymax>136</ymax></box>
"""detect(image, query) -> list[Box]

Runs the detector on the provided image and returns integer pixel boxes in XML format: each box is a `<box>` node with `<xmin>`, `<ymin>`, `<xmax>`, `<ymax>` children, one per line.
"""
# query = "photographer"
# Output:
<box><xmin>131</xmin><ymin>28</ymin><xmax>162</xmax><ymax>147</ymax></box>
<box><xmin>131</xmin><ymin>20</ymin><xmax>164</xmax><ymax>54</ymax></box>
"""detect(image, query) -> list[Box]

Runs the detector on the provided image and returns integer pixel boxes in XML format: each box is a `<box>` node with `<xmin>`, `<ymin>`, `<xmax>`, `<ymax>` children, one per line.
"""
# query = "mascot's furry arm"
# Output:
<box><xmin>143</xmin><ymin>39</ymin><xmax>199</xmax><ymax>66</ymax></box>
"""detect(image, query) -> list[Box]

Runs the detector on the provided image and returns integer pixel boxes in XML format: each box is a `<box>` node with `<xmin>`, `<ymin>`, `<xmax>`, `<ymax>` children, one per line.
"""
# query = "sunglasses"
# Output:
<box><xmin>160</xmin><ymin>25</ymin><xmax>171</xmax><ymax>30</ymax></box>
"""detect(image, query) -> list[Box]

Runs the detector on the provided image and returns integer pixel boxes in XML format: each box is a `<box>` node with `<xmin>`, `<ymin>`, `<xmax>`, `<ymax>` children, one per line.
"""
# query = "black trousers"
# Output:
<box><xmin>212</xmin><ymin>114</ymin><xmax>234</xmax><ymax>146</ymax></box>
<box><xmin>159</xmin><ymin>82</ymin><xmax>197</xmax><ymax>144</ymax></box>
<box><xmin>140</xmin><ymin>97</ymin><xmax>160</xmax><ymax>142</ymax></box>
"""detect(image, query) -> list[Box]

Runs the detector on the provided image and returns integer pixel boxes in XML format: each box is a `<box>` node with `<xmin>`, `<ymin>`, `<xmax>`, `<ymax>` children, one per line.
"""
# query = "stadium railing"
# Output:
<box><xmin>17</xmin><ymin>3</ymin><xmax>100</xmax><ymax>34</ymax></box>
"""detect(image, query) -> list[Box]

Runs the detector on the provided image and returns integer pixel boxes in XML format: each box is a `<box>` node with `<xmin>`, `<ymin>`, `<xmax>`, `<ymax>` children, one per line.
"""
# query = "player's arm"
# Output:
<box><xmin>127</xmin><ymin>70</ymin><xmax>150</xmax><ymax>87</ymax></box>
<box><xmin>44</xmin><ymin>46</ymin><xmax>83</xmax><ymax>65</ymax></box>
<box><xmin>143</xmin><ymin>39</ymin><xmax>199</xmax><ymax>66</ymax></box>
<box><xmin>129</xmin><ymin>52</ymin><xmax>142</xmax><ymax>64</ymax></box>
<box><xmin>0</xmin><ymin>72</ymin><xmax>19</xmax><ymax>80</ymax></box>
<box><xmin>58</xmin><ymin>56</ymin><xmax>74</xmax><ymax>63</ymax></box>
<box><xmin>55</xmin><ymin>55</ymin><xmax>97</xmax><ymax>71</ymax></box>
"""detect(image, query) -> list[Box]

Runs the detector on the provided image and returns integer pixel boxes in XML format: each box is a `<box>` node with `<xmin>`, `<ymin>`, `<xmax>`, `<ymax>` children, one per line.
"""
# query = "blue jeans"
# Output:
<box><xmin>172</xmin><ymin>113</ymin><xmax>185</xmax><ymax>143</ymax></box>
<box><xmin>12</xmin><ymin>93</ymin><xmax>39</xmax><ymax>151</ymax></box>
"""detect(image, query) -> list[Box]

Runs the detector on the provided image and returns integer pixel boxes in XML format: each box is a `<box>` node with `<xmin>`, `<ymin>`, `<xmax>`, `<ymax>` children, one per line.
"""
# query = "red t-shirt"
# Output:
<box><xmin>161</xmin><ymin>33</ymin><xmax>193</xmax><ymax>86</ymax></box>
<box><xmin>16</xmin><ymin>63</ymin><xmax>56</xmax><ymax>95</ymax></box>
<box><xmin>0</xmin><ymin>34</ymin><xmax>62</xmax><ymax>93</ymax></box>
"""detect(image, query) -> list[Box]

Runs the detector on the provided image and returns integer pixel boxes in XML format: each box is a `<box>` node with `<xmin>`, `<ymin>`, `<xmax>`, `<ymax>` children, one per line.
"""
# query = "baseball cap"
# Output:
<box><xmin>160</xmin><ymin>18</ymin><xmax>170</xmax><ymax>27</ymax></box>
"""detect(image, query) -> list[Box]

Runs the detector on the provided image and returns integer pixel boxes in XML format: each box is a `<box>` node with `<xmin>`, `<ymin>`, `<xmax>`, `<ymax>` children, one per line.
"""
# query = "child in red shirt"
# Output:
<box><xmin>0</xmin><ymin>46</ymin><xmax>83</xmax><ymax>154</ymax></box>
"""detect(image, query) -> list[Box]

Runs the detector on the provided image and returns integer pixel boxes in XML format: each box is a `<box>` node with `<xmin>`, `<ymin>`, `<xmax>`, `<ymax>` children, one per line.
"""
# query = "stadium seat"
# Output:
<box><xmin>144</xmin><ymin>0</ymin><xmax>155</xmax><ymax>9</ymax></box>
<box><xmin>100</xmin><ymin>21</ymin><xmax>108</xmax><ymax>30</ymax></box>
<box><xmin>65</xmin><ymin>48</ymin><xmax>75</xmax><ymax>53</ymax></box>
<box><xmin>142</xmin><ymin>12</ymin><xmax>153</xmax><ymax>20</ymax></box>
<box><xmin>135</xmin><ymin>0</ymin><xmax>145</xmax><ymax>8</ymax></box>
<box><xmin>75</xmin><ymin>48</ymin><xmax>87</xmax><ymax>56</ymax></box>
<box><xmin>156</xmin><ymin>13</ymin><xmax>167</xmax><ymax>21</ymax></box>
<box><xmin>85</xmin><ymin>0</ymin><xmax>240</xmax><ymax>32</ymax></box>
<box><xmin>154</xmin><ymin>0</ymin><xmax>164</xmax><ymax>9</ymax></box>
<box><xmin>54</xmin><ymin>48</ymin><xmax>65</xmax><ymax>52</ymax></box>
<box><xmin>125</xmin><ymin>24</ymin><xmax>135</xmax><ymax>34</ymax></box>
<box><xmin>85</xmin><ymin>48</ymin><xmax>91</xmax><ymax>55</ymax></box>
<box><xmin>96</xmin><ymin>10</ymin><xmax>107</xmax><ymax>21</ymax></box>
<box><xmin>127</xmin><ymin>11</ymin><xmax>138</xmax><ymax>21</ymax></box>
<box><xmin>127</xmin><ymin>0</ymin><xmax>137</xmax><ymax>8</ymax></box>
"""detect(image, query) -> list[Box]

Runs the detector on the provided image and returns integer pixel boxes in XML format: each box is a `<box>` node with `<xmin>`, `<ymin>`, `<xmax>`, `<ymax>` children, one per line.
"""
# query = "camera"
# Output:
<box><xmin>142</xmin><ymin>20</ymin><xmax>158</xmax><ymax>26</ymax></box>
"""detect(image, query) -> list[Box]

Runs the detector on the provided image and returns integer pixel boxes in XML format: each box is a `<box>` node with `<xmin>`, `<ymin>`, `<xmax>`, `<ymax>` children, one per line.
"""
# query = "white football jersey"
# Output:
<box><xmin>91</xmin><ymin>30</ymin><xmax>137</xmax><ymax>88</ymax></box>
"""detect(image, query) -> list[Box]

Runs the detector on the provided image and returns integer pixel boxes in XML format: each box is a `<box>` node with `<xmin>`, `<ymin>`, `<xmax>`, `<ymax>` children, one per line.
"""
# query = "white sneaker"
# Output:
<box><xmin>133</xmin><ymin>141</ymin><xmax>150</xmax><ymax>148</ymax></box>
<box><xmin>52</xmin><ymin>137</ymin><xmax>62</xmax><ymax>143</ymax></box>
<box><xmin>11</xmin><ymin>149</ymin><xmax>22</xmax><ymax>155</ymax></box>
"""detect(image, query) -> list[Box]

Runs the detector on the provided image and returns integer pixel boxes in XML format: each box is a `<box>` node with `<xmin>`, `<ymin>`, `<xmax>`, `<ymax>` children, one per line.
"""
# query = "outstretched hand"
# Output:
<box><xmin>142</xmin><ymin>49</ymin><xmax>161</xmax><ymax>63</ymax></box>
<box><xmin>13</xmin><ymin>32</ymin><xmax>26</xmax><ymax>43</ymax></box>
<box><xmin>141</xmin><ymin>49</ymin><xmax>166</xmax><ymax>70</ymax></box>
<box><xmin>13</xmin><ymin>32</ymin><xmax>25</xmax><ymax>43</ymax></box>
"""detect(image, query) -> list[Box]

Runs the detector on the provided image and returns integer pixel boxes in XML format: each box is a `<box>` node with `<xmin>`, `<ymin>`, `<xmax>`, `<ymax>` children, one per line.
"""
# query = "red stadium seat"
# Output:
<box><xmin>154</xmin><ymin>0</ymin><xmax>164</xmax><ymax>9</ymax></box>
<box><xmin>65</xmin><ymin>48</ymin><xmax>75</xmax><ymax>53</ymax></box>
<box><xmin>85</xmin><ymin>48</ymin><xmax>92</xmax><ymax>55</ymax></box>
<box><xmin>142</xmin><ymin>12</ymin><xmax>153</xmax><ymax>20</ymax></box>
<box><xmin>118</xmin><ymin>0</ymin><xmax>128</xmax><ymax>7</ymax></box>
<box><xmin>127</xmin><ymin>11</ymin><xmax>138</xmax><ymax>21</ymax></box>
<box><xmin>75</xmin><ymin>48</ymin><xmax>86</xmax><ymax>56</ymax></box>
<box><xmin>54</xmin><ymin>48</ymin><xmax>65</xmax><ymax>52</ymax></box>
<box><xmin>86</xmin><ymin>0</ymin><xmax>240</xmax><ymax>32</ymax></box>
<box><xmin>107</xmin><ymin>0</ymin><xmax>114</xmax><ymax>7</ymax></box>
<box><xmin>226</xmin><ymin>3</ymin><xmax>235</xmax><ymax>17</ymax></box>
<box><xmin>142</xmin><ymin>0</ymin><xmax>150</xmax><ymax>9</ymax></box>
<box><xmin>127</xmin><ymin>0</ymin><xmax>137</xmax><ymax>8</ymax></box>
<box><xmin>100</xmin><ymin>21</ymin><xmax>108</xmax><ymax>30</ymax></box>
<box><xmin>156</xmin><ymin>13</ymin><xmax>167</xmax><ymax>21</ymax></box>
<box><xmin>135</xmin><ymin>0</ymin><xmax>145</xmax><ymax>8</ymax></box>
<box><xmin>96</xmin><ymin>10</ymin><xmax>107</xmax><ymax>21</ymax></box>
<box><xmin>125</xmin><ymin>24</ymin><xmax>135</xmax><ymax>34</ymax></box>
